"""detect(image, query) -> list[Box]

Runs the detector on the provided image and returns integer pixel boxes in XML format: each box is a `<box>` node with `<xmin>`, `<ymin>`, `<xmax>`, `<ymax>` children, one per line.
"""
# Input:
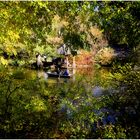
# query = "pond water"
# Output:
<box><xmin>36</xmin><ymin>66</ymin><xmax>111</xmax><ymax>86</ymax></box>
<box><xmin>0</xmin><ymin>66</ymin><xmax>117</xmax><ymax>138</ymax></box>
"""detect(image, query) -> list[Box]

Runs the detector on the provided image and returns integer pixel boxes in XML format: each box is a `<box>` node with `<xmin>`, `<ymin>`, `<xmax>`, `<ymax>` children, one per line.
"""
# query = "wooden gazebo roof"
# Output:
<box><xmin>57</xmin><ymin>44</ymin><xmax>71</xmax><ymax>56</ymax></box>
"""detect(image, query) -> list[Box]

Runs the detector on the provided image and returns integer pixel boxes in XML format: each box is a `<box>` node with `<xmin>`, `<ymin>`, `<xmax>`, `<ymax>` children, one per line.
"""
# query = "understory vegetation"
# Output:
<box><xmin>0</xmin><ymin>64</ymin><xmax>140</xmax><ymax>138</ymax></box>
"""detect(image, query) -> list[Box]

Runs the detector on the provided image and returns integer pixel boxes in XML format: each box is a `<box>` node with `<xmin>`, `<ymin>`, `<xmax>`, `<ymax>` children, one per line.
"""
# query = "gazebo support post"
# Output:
<box><xmin>73</xmin><ymin>56</ymin><xmax>76</xmax><ymax>68</ymax></box>
<box><xmin>66</xmin><ymin>56</ymin><xmax>69</xmax><ymax>69</ymax></box>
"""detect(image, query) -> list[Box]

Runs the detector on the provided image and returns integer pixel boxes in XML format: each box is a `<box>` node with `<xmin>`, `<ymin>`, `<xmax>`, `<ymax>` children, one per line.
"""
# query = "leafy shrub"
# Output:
<box><xmin>104</xmin><ymin>64</ymin><xmax>140</xmax><ymax>138</ymax></box>
<box><xmin>95</xmin><ymin>47</ymin><xmax>115</xmax><ymax>65</ymax></box>
<box><xmin>0</xmin><ymin>56</ymin><xmax>8</xmax><ymax>66</ymax></box>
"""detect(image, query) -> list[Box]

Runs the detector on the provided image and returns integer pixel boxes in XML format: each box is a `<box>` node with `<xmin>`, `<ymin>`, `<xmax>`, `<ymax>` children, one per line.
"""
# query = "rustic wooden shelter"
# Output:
<box><xmin>57</xmin><ymin>44</ymin><xmax>76</xmax><ymax>68</ymax></box>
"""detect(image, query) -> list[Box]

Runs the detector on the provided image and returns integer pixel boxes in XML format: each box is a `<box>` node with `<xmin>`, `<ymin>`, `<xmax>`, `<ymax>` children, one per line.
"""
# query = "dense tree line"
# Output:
<box><xmin>0</xmin><ymin>1</ymin><xmax>140</xmax><ymax>65</ymax></box>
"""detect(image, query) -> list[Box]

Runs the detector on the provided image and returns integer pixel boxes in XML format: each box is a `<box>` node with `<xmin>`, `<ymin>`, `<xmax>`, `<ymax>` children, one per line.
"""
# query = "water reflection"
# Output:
<box><xmin>72</xmin><ymin>68</ymin><xmax>76</xmax><ymax>81</ymax></box>
<box><xmin>92</xmin><ymin>86</ymin><xmax>103</xmax><ymax>97</ymax></box>
<box><xmin>36</xmin><ymin>68</ymin><xmax>77</xmax><ymax>84</ymax></box>
<box><xmin>37</xmin><ymin>70</ymin><xmax>48</xmax><ymax>79</ymax></box>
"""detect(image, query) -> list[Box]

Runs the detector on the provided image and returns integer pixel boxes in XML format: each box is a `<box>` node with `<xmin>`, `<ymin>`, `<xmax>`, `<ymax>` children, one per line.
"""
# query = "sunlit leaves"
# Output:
<box><xmin>28</xmin><ymin>96</ymin><xmax>47</xmax><ymax>112</ymax></box>
<box><xmin>0</xmin><ymin>1</ymin><xmax>140</xmax><ymax>65</ymax></box>
<box><xmin>96</xmin><ymin>2</ymin><xmax>140</xmax><ymax>47</ymax></box>
<box><xmin>95</xmin><ymin>47</ymin><xmax>115</xmax><ymax>65</ymax></box>
<box><xmin>0</xmin><ymin>56</ymin><xmax>8</xmax><ymax>66</ymax></box>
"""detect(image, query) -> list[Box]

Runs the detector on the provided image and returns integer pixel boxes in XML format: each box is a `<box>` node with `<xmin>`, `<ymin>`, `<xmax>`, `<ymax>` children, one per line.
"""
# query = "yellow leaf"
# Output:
<box><xmin>0</xmin><ymin>57</ymin><xmax>8</xmax><ymax>66</ymax></box>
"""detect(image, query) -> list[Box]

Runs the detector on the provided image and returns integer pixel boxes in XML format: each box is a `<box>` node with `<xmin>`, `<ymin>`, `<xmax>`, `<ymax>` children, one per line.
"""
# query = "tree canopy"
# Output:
<box><xmin>0</xmin><ymin>1</ymin><xmax>140</xmax><ymax>65</ymax></box>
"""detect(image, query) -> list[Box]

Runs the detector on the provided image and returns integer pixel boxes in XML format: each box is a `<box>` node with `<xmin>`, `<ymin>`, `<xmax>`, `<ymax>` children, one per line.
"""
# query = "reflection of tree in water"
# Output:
<box><xmin>76</xmin><ymin>67</ymin><xmax>95</xmax><ymax>78</ymax></box>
